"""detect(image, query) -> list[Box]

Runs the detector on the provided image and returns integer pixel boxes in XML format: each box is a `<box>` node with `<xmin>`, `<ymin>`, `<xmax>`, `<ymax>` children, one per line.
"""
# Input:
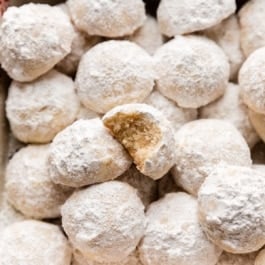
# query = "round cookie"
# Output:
<box><xmin>62</xmin><ymin>181</ymin><xmax>145</xmax><ymax>263</ymax></box>
<box><xmin>129</xmin><ymin>15</ymin><xmax>164</xmax><ymax>55</ymax></box>
<box><xmin>0</xmin><ymin>3</ymin><xmax>74</xmax><ymax>82</ymax></box>
<box><xmin>49</xmin><ymin>119</ymin><xmax>131</xmax><ymax>188</ymax></box>
<box><xmin>139</xmin><ymin>192</ymin><xmax>222</xmax><ymax>265</ymax></box>
<box><xmin>145</xmin><ymin>90</ymin><xmax>197</xmax><ymax>133</ymax></box>
<box><xmin>200</xmin><ymin>83</ymin><xmax>259</xmax><ymax>147</ymax></box>
<box><xmin>171</xmin><ymin>119</ymin><xmax>251</xmax><ymax>195</ymax></box>
<box><xmin>201</xmin><ymin>15</ymin><xmax>245</xmax><ymax>81</ymax></box>
<box><xmin>56</xmin><ymin>3</ymin><xmax>100</xmax><ymax>76</ymax></box>
<box><xmin>157</xmin><ymin>0</ymin><xmax>236</xmax><ymax>37</ymax></box>
<box><xmin>239</xmin><ymin>0</ymin><xmax>265</xmax><ymax>57</ymax></box>
<box><xmin>103</xmin><ymin>103</ymin><xmax>176</xmax><ymax>180</ymax></box>
<box><xmin>154</xmin><ymin>35</ymin><xmax>230</xmax><ymax>108</ymax></box>
<box><xmin>0</xmin><ymin>220</ymin><xmax>72</xmax><ymax>265</ymax></box>
<box><xmin>67</xmin><ymin>0</ymin><xmax>145</xmax><ymax>38</ymax></box>
<box><xmin>6</xmin><ymin>144</ymin><xmax>73</xmax><ymax>219</ymax></box>
<box><xmin>239</xmin><ymin>47</ymin><xmax>265</xmax><ymax>114</ymax></box>
<box><xmin>76</xmin><ymin>40</ymin><xmax>155</xmax><ymax>114</ymax></box>
<box><xmin>6</xmin><ymin>69</ymin><xmax>79</xmax><ymax>144</ymax></box>
<box><xmin>198</xmin><ymin>165</ymin><xmax>265</xmax><ymax>253</ymax></box>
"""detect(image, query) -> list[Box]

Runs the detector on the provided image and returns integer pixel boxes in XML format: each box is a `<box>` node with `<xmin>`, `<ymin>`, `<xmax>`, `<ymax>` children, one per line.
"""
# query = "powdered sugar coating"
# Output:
<box><xmin>252</xmin><ymin>164</ymin><xmax>265</xmax><ymax>175</ymax></box>
<box><xmin>157</xmin><ymin>0</ymin><xmax>236</xmax><ymax>37</ymax></box>
<box><xmin>0</xmin><ymin>194</ymin><xmax>26</xmax><ymax>237</ymax></box>
<box><xmin>239</xmin><ymin>47</ymin><xmax>265</xmax><ymax>114</ymax></box>
<box><xmin>55</xmin><ymin>3</ymin><xmax>101</xmax><ymax>76</ymax></box>
<box><xmin>76</xmin><ymin>40</ymin><xmax>155</xmax><ymax>114</ymax></box>
<box><xmin>67</xmin><ymin>0</ymin><xmax>145</xmax><ymax>38</ymax></box>
<box><xmin>6</xmin><ymin>69</ymin><xmax>79</xmax><ymax>144</ymax></box>
<box><xmin>0</xmin><ymin>220</ymin><xmax>72</xmax><ymax>265</ymax></box>
<box><xmin>57</xmin><ymin>32</ymin><xmax>99</xmax><ymax>76</ymax></box>
<box><xmin>62</xmin><ymin>181</ymin><xmax>145</xmax><ymax>263</ymax></box>
<box><xmin>117</xmin><ymin>165</ymin><xmax>157</xmax><ymax>208</ymax></box>
<box><xmin>171</xmin><ymin>119</ymin><xmax>252</xmax><ymax>196</ymax></box>
<box><xmin>0</xmin><ymin>4</ymin><xmax>74</xmax><ymax>82</ymax></box>
<box><xmin>239</xmin><ymin>0</ymin><xmax>265</xmax><ymax>57</ymax></box>
<box><xmin>49</xmin><ymin>119</ymin><xmax>131</xmax><ymax>187</ymax></box>
<box><xmin>6</xmin><ymin>145</ymin><xmax>73</xmax><ymax>219</ymax></box>
<box><xmin>72</xmin><ymin>248</ymin><xmax>143</xmax><ymax>265</ymax></box>
<box><xmin>201</xmin><ymin>15</ymin><xmax>245</xmax><ymax>81</ymax></box>
<box><xmin>103</xmin><ymin>103</ymin><xmax>176</xmax><ymax>180</ymax></box>
<box><xmin>139</xmin><ymin>192</ymin><xmax>222</xmax><ymax>265</ymax></box>
<box><xmin>154</xmin><ymin>35</ymin><xmax>229</xmax><ymax>108</ymax></box>
<box><xmin>200</xmin><ymin>83</ymin><xmax>259</xmax><ymax>148</ymax></box>
<box><xmin>216</xmin><ymin>251</ymin><xmax>257</xmax><ymax>265</ymax></box>
<box><xmin>145</xmin><ymin>90</ymin><xmax>197</xmax><ymax>133</ymax></box>
<box><xmin>129</xmin><ymin>16</ymin><xmax>163</xmax><ymax>55</ymax></box>
<box><xmin>248</xmin><ymin>109</ymin><xmax>265</xmax><ymax>142</ymax></box>
<box><xmin>198</xmin><ymin>165</ymin><xmax>265</xmax><ymax>253</ymax></box>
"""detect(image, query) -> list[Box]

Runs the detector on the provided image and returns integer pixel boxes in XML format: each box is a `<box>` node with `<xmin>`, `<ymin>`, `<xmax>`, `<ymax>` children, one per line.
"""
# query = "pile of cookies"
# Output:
<box><xmin>1</xmin><ymin>0</ymin><xmax>265</xmax><ymax>265</ymax></box>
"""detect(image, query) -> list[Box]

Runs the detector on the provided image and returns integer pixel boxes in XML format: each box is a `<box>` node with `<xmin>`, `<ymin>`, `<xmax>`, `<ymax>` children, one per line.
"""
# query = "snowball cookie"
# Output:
<box><xmin>56</xmin><ymin>33</ymin><xmax>99</xmax><ymax>77</ymax></box>
<box><xmin>128</xmin><ymin>16</ymin><xmax>164</xmax><ymax>55</ymax></box>
<box><xmin>200</xmin><ymin>83</ymin><xmax>259</xmax><ymax>148</ymax></box>
<box><xmin>49</xmin><ymin>119</ymin><xmax>131</xmax><ymax>187</ymax></box>
<box><xmin>248</xmin><ymin>109</ymin><xmax>265</xmax><ymax>142</ymax></box>
<box><xmin>216</xmin><ymin>251</ymin><xmax>257</xmax><ymax>265</ymax></box>
<box><xmin>56</xmin><ymin>3</ymin><xmax>101</xmax><ymax>76</ymax></box>
<box><xmin>139</xmin><ymin>192</ymin><xmax>222</xmax><ymax>265</ymax></box>
<box><xmin>154</xmin><ymin>35</ymin><xmax>230</xmax><ymax>108</ymax></box>
<box><xmin>72</xmin><ymin>248</ymin><xmax>142</xmax><ymax>265</ymax></box>
<box><xmin>253</xmin><ymin>164</ymin><xmax>265</xmax><ymax>175</ymax></box>
<box><xmin>76</xmin><ymin>41</ymin><xmax>155</xmax><ymax>114</ymax></box>
<box><xmin>0</xmin><ymin>194</ymin><xmax>26</xmax><ymax>237</ymax></box>
<box><xmin>6</xmin><ymin>144</ymin><xmax>73</xmax><ymax>219</ymax></box>
<box><xmin>198</xmin><ymin>165</ymin><xmax>265</xmax><ymax>253</ymax></box>
<box><xmin>0</xmin><ymin>220</ymin><xmax>72</xmax><ymax>265</ymax></box>
<box><xmin>157</xmin><ymin>173</ymin><xmax>178</xmax><ymax>198</ymax></box>
<box><xmin>157</xmin><ymin>0</ymin><xmax>236</xmax><ymax>37</ymax></box>
<box><xmin>0</xmin><ymin>4</ymin><xmax>74</xmax><ymax>82</ymax></box>
<box><xmin>239</xmin><ymin>47</ymin><xmax>265</xmax><ymax>114</ymax></box>
<box><xmin>145</xmin><ymin>90</ymin><xmax>198</xmax><ymax>133</ymax></box>
<box><xmin>239</xmin><ymin>0</ymin><xmax>265</xmax><ymax>57</ymax></box>
<box><xmin>67</xmin><ymin>0</ymin><xmax>145</xmax><ymax>38</ymax></box>
<box><xmin>201</xmin><ymin>15</ymin><xmax>245</xmax><ymax>81</ymax></box>
<box><xmin>62</xmin><ymin>181</ymin><xmax>145</xmax><ymax>263</ymax></box>
<box><xmin>117</xmin><ymin>165</ymin><xmax>157</xmax><ymax>208</ymax></box>
<box><xmin>6</xmin><ymin>70</ymin><xmax>79</xmax><ymax>144</ymax></box>
<box><xmin>103</xmin><ymin>104</ymin><xmax>176</xmax><ymax>180</ymax></box>
<box><xmin>171</xmin><ymin>119</ymin><xmax>252</xmax><ymax>196</ymax></box>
